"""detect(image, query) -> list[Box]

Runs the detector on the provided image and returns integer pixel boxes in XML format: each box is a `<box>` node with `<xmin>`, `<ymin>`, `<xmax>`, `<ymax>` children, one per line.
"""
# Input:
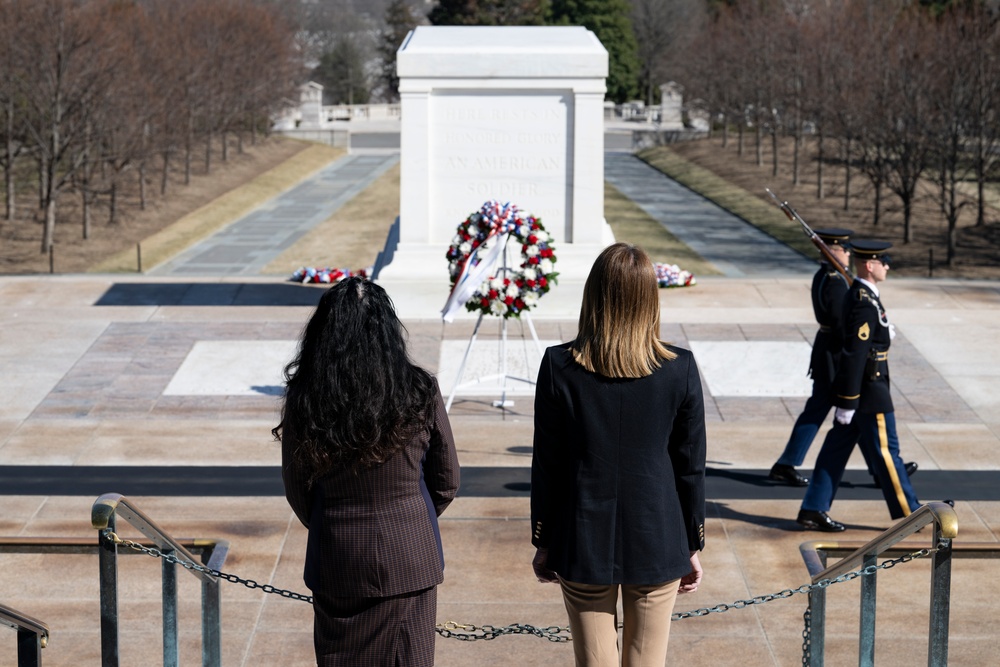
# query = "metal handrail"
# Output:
<box><xmin>799</xmin><ymin>501</ymin><xmax>962</xmax><ymax>666</ymax></box>
<box><xmin>0</xmin><ymin>602</ymin><xmax>48</xmax><ymax>667</ymax></box>
<box><xmin>91</xmin><ymin>493</ymin><xmax>230</xmax><ymax>667</ymax></box>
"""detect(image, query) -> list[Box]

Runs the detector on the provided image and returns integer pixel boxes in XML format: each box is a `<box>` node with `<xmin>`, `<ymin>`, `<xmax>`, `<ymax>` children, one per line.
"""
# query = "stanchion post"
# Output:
<box><xmin>137</xmin><ymin>243</ymin><xmax>142</xmax><ymax>273</ymax></box>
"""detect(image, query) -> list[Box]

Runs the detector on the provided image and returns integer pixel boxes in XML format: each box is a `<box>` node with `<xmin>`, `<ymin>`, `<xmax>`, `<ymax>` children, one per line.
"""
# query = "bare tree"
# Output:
<box><xmin>15</xmin><ymin>0</ymin><xmax>117</xmax><ymax>253</ymax></box>
<box><xmin>631</xmin><ymin>0</ymin><xmax>703</xmax><ymax>109</ymax></box>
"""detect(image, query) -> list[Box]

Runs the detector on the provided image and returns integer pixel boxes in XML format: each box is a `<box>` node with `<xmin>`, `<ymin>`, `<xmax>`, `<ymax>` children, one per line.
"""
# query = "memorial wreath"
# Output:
<box><xmin>290</xmin><ymin>266</ymin><xmax>371</xmax><ymax>284</ymax></box>
<box><xmin>445</xmin><ymin>200</ymin><xmax>558</xmax><ymax>319</ymax></box>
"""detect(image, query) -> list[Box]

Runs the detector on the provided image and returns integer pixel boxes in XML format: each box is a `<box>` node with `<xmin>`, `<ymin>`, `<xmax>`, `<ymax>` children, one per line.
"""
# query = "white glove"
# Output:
<box><xmin>834</xmin><ymin>408</ymin><xmax>855</xmax><ymax>425</ymax></box>
<box><xmin>889</xmin><ymin>323</ymin><xmax>896</xmax><ymax>340</ymax></box>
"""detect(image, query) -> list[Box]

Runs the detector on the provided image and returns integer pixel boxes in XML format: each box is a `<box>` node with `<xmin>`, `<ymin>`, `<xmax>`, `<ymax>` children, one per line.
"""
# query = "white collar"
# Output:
<box><xmin>857</xmin><ymin>277</ymin><xmax>879</xmax><ymax>298</ymax></box>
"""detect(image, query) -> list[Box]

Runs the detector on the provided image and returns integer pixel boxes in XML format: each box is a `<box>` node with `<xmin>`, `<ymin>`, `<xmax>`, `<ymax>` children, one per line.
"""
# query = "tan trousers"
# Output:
<box><xmin>559</xmin><ymin>577</ymin><xmax>681</xmax><ymax>667</ymax></box>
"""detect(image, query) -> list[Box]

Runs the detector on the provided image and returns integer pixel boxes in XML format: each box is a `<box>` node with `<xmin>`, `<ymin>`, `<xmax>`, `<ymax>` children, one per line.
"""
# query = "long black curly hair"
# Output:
<box><xmin>272</xmin><ymin>277</ymin><xmax>437</xmax><ymax>478</ymax></box>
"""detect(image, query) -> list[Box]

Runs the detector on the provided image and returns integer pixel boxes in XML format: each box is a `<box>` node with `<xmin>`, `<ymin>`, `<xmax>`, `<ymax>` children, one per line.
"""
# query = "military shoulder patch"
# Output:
<box><xmin>858</xmin><ymin>322</ymin><xmax>870</xmax><ymax>340</ymax></box>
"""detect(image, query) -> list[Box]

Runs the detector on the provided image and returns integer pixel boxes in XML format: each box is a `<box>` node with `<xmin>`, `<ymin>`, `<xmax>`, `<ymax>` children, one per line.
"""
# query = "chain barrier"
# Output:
<box><xmin>102</xmin><ymin>530</ymin><xmax>314</xmax><ymax>603</ymax></box>
<box><xmin>436</xmin><ymin>621</ymin><xmax>571</xmax><ymax>643</ymax></box>
<box><xmin>102</xmin><ymin>530</ymin><xmax>936</xmax><ymax>644</ymax></box>
<box><xmin>802</xmin><ymin>604</ymin><xmax>812</xmax><ymax>666</ymax></box>
<box><xmin>669</xmin><ymin>547</ymin><xmax>936</xmax><ymax>621</ymax></box>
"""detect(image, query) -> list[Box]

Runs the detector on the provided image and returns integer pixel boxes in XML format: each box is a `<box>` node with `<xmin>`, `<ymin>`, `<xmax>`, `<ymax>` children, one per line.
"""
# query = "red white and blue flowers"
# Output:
<box><xmin>654</xmin><ymin>263</ymin><xmax>696</xmax><ymax>288</ymax></box>
<box><xmin>445</xmin><ymin>200</ymin><xmax>558</xmax><ymax>319</ymax></box>
<box><xmin>290</xmin><ymin>266</ymin><xmax>371</xmax><ymax>284</ymax></box>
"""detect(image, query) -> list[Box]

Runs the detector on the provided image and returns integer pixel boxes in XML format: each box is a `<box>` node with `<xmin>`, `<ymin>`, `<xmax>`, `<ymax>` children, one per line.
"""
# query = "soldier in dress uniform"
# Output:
<box><xmin>796</xmin><ymin>240</ymin><xmax>920</xmax><ymax>531</ymax></box>
<box><xmin>769</xmin><ymin>228</ymin><xmax>864</xmax><ymax>486</ymax></box>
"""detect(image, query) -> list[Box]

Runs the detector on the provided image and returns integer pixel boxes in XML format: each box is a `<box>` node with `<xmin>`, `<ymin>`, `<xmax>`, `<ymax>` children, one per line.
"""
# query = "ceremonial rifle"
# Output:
<box><xmin>765</xmin><ymin>188</ymin><xmax>854</xmax><ymax>285</ymax></box>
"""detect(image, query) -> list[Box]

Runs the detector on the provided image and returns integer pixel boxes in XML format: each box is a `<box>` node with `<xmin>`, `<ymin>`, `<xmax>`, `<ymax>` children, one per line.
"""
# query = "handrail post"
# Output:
<box><xmin>98</xmin><ymin>519</ymin><xmax>120</xmax><ymax>667</ymax></box>
<box><xmin>809</xmin><ymin>589</ymin><xmax>825</xmax><ymax>667</ymax></box>
<box><xmin>16</xmin><ymin>627</ymin><xmax>42</xmax><ymax>667</ymax></box>
<box><xmin>162</xmin><ymin>549</ymin><xmax>178</xmax><ymax>667</ymax></box>
<box><xmin>199</xmin><ymin>542</ymin><xmax>223</xmax><ymax>667</ymax></box>
<box><xmin>858</xmin><ymin>552</ymin><xmax>877</xmax><ymax>666</ymax></box>
<box><xmin>928</xmin><ymin>533</ymin><xmax>952</xmax><ymax>667</ymax></box>
<box><xmin>202</xmin><ymin>577</ymin><xmax>222</xmax><ymax>667</ymax></box>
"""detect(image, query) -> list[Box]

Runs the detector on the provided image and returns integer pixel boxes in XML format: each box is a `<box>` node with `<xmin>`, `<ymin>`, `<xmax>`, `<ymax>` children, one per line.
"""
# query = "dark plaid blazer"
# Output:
<box><xmin>531</xmin><ymin>342</ymin><xmax>706</xmax><ymax>586</ymax></box>
<box><xmin>283</xmin><ymin>387</ymin><xmax>460</xmax><ymax>598</ymax></box>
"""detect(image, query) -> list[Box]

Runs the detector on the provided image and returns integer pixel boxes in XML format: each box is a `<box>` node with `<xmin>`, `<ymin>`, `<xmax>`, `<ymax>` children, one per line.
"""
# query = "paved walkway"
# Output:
<box><xmin>604</xmin><ymin>152</ymin><xmax>816</xmax><ymax>277</ymax></box>
<box><xmin>150</xmin><ymin>153</ymin><xmax>398</xmax><ymax>276</ymax></box>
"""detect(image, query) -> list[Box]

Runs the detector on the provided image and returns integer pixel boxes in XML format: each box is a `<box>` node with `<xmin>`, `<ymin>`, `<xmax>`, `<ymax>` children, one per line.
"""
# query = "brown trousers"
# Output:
<box><xmin>559</xmin><ymin>577</ymin><xmax>681</xmax><ymax>667</ymax></box>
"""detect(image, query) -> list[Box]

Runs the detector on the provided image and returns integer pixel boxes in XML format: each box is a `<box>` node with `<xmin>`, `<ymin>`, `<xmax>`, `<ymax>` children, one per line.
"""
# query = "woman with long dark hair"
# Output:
<box><xmin>530</xmin><ymin>243</ymin><xmax>706</xmax><ymax>666</ymax></box>
<box><xmin>275</xmin><ymin>277</ymin><xmax>460</xmax><ymax>667</ymax></box>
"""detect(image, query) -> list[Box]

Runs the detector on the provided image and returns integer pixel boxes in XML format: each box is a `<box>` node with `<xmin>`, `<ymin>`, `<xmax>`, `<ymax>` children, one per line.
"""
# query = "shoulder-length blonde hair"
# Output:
<box><xmin>572</xmin><ymin>243</ymin><xmax>676</xmax><ymax>378</ymax></box>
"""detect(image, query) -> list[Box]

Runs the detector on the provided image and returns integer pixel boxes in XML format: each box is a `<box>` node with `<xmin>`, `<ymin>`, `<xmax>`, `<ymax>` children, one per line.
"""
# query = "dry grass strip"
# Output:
<box><xmin>89</xmin><ymin>143</ymin><xmax>345</xmax><ymax>273</ymax></box>
<box><xmin>262</xmin><ymin>161</ymin><xmax>401</xmax><ymax>276</ymax></box>
<box><xmin>637</xmin><ymin>145</ymin><xmax>816</xmax><ymax>258</ymax></box>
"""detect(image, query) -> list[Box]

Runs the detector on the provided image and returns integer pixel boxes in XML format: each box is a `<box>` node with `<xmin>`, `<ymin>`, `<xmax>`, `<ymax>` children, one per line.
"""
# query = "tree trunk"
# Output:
<box><xmin>108</xmin><ymin>180</ymin><xmax>117</xmax><ymax>225</ymax></box>
<box><xmin>221</xmin><ymin>129</ymin><xmax>228</xmax><ymax>162</ymax></box>
<box><xmin>41</xmin><ymin>184</ymin><xmax>56</xmax><ymax>254</ymax></box>
<box><xmin>843</xmin><ymin>137</ymin><xmax>851</xmax><ymax>212</ymax></box>
<box><xmin>976</xmin><ymin>134</ymin><xmax>986</xmax><ymax>226</ymax></box>
<box><xmin>161</xmin><ymin>149</ymin><xmax>170</xmax><ymax>195</ymax></box>
<box><xmin>3</xmin><ymin>161</ymin><xmax>12</xmax><ymax>221</ymax></box>
<box><xmin>771</xmin><ymin>128</ymin><xmax>779</xmax><ymax>178</ymax></box>
<box><xmin>81</xmin><ymin>188</ymin><xmax>90</xmax><ymax>240</ymax></box>
<box><xmin>38</xmin><ymin>157</ymin><xmax>46</xmax><ymax>211</ymax></box>
<box><xmin>40</xmin><ymin>116</ymin><xmax>59</xmax><ymax>253</ymax></box>
<box><xmin>139</xmin><ymin>162</ymin><xmax>146</xmax><ymax>210</ymax></box>
<box><xmin>205</xmin><ymin>130</ymin><xmax>212</xmax><ymax>174</ymax></box>
<box><xmin>4</xmin><ymin>100</ymin><xmax>14</xmax><ymax>221</ymax></box>
<box><xmin>792</xmin><ymin>122</ymin><xmax>802</xmax><ymax>185</ymax></box>
<box><xmin>738</xmin><ymin>123</ymin><xmax>744</xmax><ymax>157</ymax></box>
<box><xmin>816</xmin><ymin>128</ymin><xmax>824</xmax><ymax>200</ymax></box>
<box><xmin>903</xmin><ymin>197</ymin><xmax>912</xmax><ymax>243</ymax></box>
<box><xmin>947</xmin><ymin>221</ymin><xmax>957</xmax><ymax>267</ymax></box>
<box><xmin>755</xmin><ymin>123</ymin><xmax>763</xmax><ymax>167</ymax></box>
<box><xmin>873</xmin><ymin>182</ymin><xmax>881</xmax><ymax>227</ymax></box>
<box><xmin>185</xmin><ymin>112</ymin><xmax>193</xmax><ymax>185</ymax></box>
<box><xmin>722</xmin><ymin>114</ymin><xmax>729</xmax><ymax>149</ymax></box>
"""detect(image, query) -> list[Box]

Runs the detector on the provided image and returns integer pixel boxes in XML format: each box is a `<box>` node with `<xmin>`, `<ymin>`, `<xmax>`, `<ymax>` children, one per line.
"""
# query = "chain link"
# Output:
<box><xmin>802</xmin><ymin>602</ymin><xmax>812</xmax><ymax>665</ymax></box>
<box><xmin>102</xmin><ymin>530</ymin><xmax>937</xmax><ymax>644</ymax></box>
<box><xmin>436</xmin><ymin>621</ymin><xmax>571</xmax><ymax>643</ymax></box>
<box><xmin>103</xmin><ymin>530</ymin><xmax>314</xmax><ymax>603</ymax></box>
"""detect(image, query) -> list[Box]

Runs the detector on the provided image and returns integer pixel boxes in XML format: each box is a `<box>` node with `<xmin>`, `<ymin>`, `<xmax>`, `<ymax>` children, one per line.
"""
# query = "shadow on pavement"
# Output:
<box><xmin>94</xmin><ymin>282</ymin><xmax>327</xmax><ymax>307</ymax></box>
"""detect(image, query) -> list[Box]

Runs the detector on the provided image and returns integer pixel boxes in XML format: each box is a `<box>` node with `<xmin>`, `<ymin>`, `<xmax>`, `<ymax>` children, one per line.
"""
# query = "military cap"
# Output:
<box><xmin>814</xmin><ymin>227</ymin><xmax>853</xmax><ymax>247</ymax></box>
<box><xmin>851</xmin><ymin>239</ymin><xmax>893</xmax><ymax>265</ymax></box>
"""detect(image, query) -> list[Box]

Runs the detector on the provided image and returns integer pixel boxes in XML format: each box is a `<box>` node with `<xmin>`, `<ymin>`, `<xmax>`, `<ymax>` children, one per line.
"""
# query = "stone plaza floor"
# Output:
<box><xmin>2</xmin><ymin>273</ymin><xmax>1000</xmax><ymax>666</ymax></box>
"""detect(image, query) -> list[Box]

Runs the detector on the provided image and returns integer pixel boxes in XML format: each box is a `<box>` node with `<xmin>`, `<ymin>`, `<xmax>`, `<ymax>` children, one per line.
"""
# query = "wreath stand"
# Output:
<box><xmin>445</xmin><ymin>233</ymin><xmax>545</xmax><ymax>412</ymax></box>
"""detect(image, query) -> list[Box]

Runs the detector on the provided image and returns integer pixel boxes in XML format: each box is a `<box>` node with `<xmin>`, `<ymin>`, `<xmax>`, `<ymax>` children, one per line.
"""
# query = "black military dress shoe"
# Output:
<box><xmin>873</xmin><ymin>461</ymin><xmax>918</xmax><ymax>488</ymax></box>
<box><xmin>797</xmin><ymin>509</ymin><xmax>847</xmax><ymax>532</ymax></box>
<box><xmin>769</xmin><ymin>464</ymin><xmax>809</xmax><ymax>487</ymax></box>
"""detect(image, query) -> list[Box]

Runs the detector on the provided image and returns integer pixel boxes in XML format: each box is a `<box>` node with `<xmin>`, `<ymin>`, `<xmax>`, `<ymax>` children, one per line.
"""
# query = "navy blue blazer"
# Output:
<box><xmin>530</xmin><ymin>342</ymin><xmax>706</xmax><ymax>585</ymax></box>
<box><xmin>834</xmin><ymin>281</ymin><xmax>893</xmax><ymax>414</ymax></box>
<box><xmin>809</xmin><ymin>262</ymin><xmax>850</xmax><ymax>383</ymax></box>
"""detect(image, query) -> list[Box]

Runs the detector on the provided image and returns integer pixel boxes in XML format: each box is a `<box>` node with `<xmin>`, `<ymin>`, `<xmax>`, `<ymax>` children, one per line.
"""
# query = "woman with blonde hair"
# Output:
<box><xmin>530</xmin><ymin>242</ymin><xmax>706</xmax><ymax>666</ymax></box>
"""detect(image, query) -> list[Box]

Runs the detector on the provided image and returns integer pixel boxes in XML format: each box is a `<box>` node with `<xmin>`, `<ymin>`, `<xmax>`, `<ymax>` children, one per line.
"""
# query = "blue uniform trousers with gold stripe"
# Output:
<box><xmin>802</xmin><ymin>411</ymin><xmax>919</xmax><ymax>520</ymax></box>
